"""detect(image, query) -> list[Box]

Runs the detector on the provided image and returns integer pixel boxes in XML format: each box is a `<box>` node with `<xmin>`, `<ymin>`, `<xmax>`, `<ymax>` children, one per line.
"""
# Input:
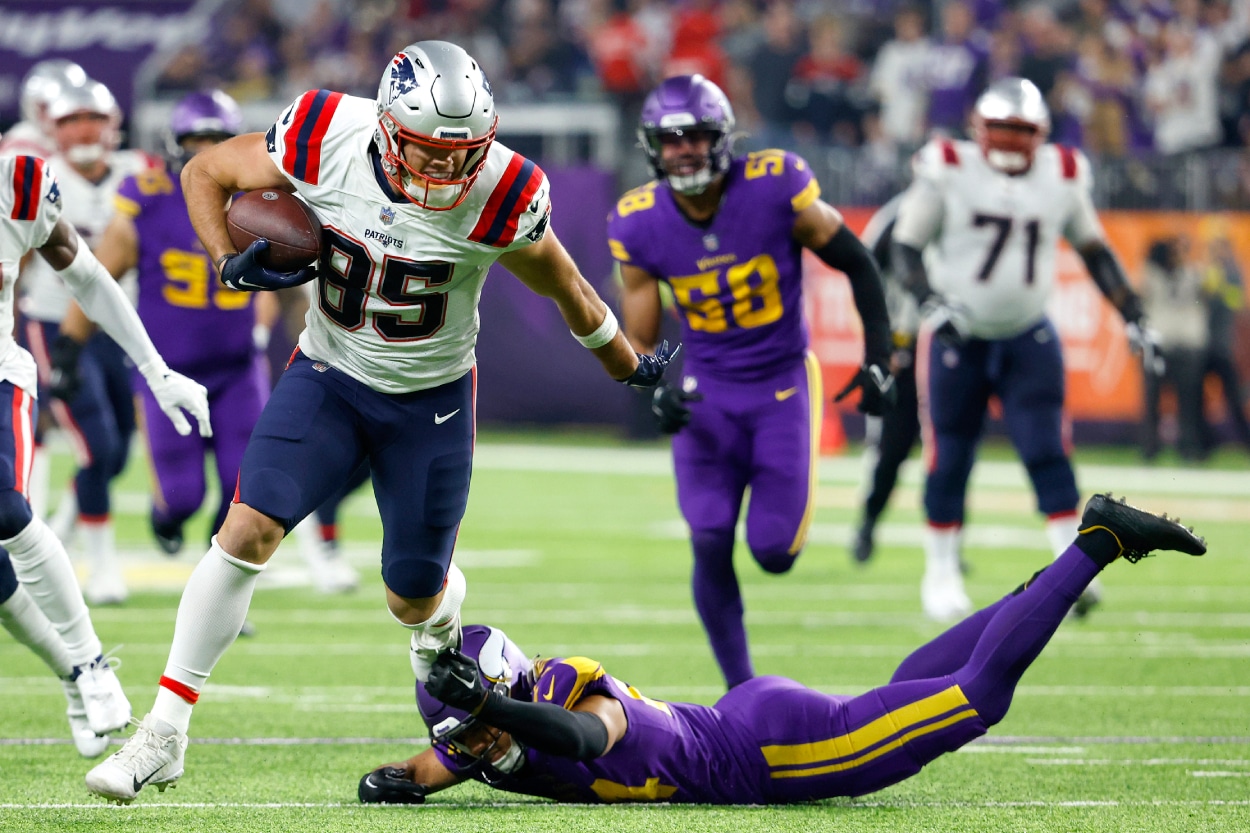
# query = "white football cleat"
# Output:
<box><xmin>74</xmin><ymin>653</ymin><xmax>131</xmax><ymax>736</ymax></box>
<box><xmin>921</xmin><ymin>571</ymin><xmax>972</xmax><ymax>623</ymax></box>
<box><xmin>307</xmin><ymin>544</ymin><xmax>359</xmax><ymax>595</ymax></box>
<box><xmin>62</xmin><ymin>680</ymin><xmax>109</xmax><ymax>758</ymax></box>
<box><xmin>85</xmin><ymin>713</ymin><xmax>187</xmax><ymax>804</ymax></box>
<box><xmin>409</xmin><ymin>612</ymin><xmax>462</xmax><ymax>682</ymax></box>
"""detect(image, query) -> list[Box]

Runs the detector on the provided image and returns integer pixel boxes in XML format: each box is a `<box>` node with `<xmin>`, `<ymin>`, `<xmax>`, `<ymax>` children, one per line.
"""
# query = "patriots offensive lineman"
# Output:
<box><xmin>0</xmin><ymin>155</ymin><xmax>209</xmax><ymax>756</ymax></box>
<box><xmin>86</xmin><ymin>40</ymin><xmax>673</xmax><ymax>803</ymax></box>
<box><xmin>891</xmin><ymin>78</ymin><xmax>1160</xmax><ymax>622</ymax></box>
<box><xmin>19</xmin><ymin>79</ymin><xmax>159</xmax><ymax>606</ymax></box>
<box><xmin>359</xmin><ymin>495</ymin><xmax>1205</xmax><ymax>805</ymax></box>
<box><xmin>612</xmin><ymin>74</ymin><xmax>894</xmax><ymax>689</ymax></box>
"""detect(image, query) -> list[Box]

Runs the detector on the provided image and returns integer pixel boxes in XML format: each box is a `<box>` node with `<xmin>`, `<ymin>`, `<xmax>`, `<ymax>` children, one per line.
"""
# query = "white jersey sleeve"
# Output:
<box><xmin>0</xmin><ymin>155</ymin><xmax>60</xmax><ymax>393</ymax></box>
<box><xmin>1061</xmin><ymin>148</ymin><xmax>1104</xmax><ymax>248</ymax></box>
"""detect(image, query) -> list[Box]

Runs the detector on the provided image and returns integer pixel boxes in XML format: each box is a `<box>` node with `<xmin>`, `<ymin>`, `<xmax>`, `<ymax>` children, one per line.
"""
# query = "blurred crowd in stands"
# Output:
<box><xmin>155</xmin><ymin>0</ymin><xmax>1250</xmax><ymax>161</ymax></box>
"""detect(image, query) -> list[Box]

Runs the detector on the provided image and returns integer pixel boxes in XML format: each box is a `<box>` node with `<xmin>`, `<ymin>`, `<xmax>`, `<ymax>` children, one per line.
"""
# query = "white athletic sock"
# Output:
<box><xmin>47</xmin><ymin>485</ymin><xmax>77</xmax><ymax>542</ymax></box>
<box><xmin>155</xmin><ymin>538</ymin><xmax>265</xmax><ymax>734</ymax></box>
<box><xmin>396</xmin><ymin>562</ymin><xmax>466</xmax><ymax>633</ymax></box>
<box><xmin>79</xmin><ymin>519</ymin><xmax>116</xmax><ymax>571</ymax></box>
<box><xmin>923</xmin><ymin>524</ymin><xmax>962</xmax><ymax>580</ymax></box>
<box><xmin>3</xmin><ymin>518</ymin><xmax>100</xmax><ymax>665</ymax></box>
<box><xmin>0</xmin><ymin>583</ymin><xmax>73</xmax><ymax>677</ymax></box>
<box><xmin>1045</xmin><ymin>512</ymin><xmax>1080</xmax><ymax>561</ymax></box>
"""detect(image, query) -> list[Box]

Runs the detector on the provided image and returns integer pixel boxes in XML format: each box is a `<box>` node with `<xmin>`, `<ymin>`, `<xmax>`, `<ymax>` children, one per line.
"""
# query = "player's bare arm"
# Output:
<box><xmin>34</xmin><ymin>216</ymin><xmax>82</xmax><ymax>270</ymax></box>
<box><xmin>571</xmin><ymin>693</ymin><xmax>628</xmax><ymax>755</ymax></box>
<box><xmin>498</xmin><ymin>228</ymin><xmax>641</xmax><ymax>381</ymax></box>
<box><xmin>618</xmin><ymin>262</ymin><xmax>663</xmax><ymax>353</ymax></box>
<box><xmin>182</xmin><ymin>132</ymin><xmax>293</xmax><ymax>266</ymax></box>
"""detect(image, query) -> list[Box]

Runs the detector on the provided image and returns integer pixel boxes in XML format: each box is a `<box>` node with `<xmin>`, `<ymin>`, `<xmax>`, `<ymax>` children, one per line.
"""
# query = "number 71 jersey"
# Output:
<box><xmin>907</xmin><ymin>138</ymin><xmax>1100</xmax><ymax>339</ymax></box>
<box><xmin>266</xmin><ymin>90</ymin><xmax>551</xmax><ymax>394</ymax></box>
<box><xmin>607</xmin><ymin>150</ymin><xmax>819</xmax><ymax>382</ymax></box>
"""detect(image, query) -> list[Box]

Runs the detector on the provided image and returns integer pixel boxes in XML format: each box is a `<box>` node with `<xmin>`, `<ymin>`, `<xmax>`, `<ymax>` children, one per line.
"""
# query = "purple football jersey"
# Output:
<box><xmin>115</xmin><ymin>167</ymin><xmax>255</xmax><ymax>374</ymax></box>
<box><xmin>607</xmin><ymin>151</ymin><xmax>819</xmax><ymax>382</ymax></box>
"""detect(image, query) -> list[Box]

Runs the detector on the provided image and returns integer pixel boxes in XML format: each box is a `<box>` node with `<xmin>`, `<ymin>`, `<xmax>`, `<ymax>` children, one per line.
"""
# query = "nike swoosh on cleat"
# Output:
<box><xmin>774</xmin><ymin>387</ymin><xmax>798</xmax><ymax>402</ymax></box>
<box><xmin>434</xmin><ymin>409</ymin><xmax>460</xmax><ymax>425</ymax></box>
<box><xmin>132</xmin><ymin>769</ymin><xmax>160</xmax><ymax>794</ymax></box>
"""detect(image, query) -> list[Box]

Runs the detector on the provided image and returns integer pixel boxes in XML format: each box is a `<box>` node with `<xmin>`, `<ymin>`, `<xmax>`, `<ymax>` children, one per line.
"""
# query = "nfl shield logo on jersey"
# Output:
<box><xmin>379</xmin><ymin>206</ymin><xmax>395</xmax><ymax>226</ymax></box>
<box><xmin>703</xmin><ymin>234</ymin><xmax>719</xmax><ymax>251</ymax></box>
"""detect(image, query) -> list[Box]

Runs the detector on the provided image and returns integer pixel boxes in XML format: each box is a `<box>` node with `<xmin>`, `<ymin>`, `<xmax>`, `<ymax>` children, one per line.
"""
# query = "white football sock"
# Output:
<box><xmin>0</xmin><ymin>583</ymin><xmax>74</xmax><ymax>677</ymax></box>
<box><xmin>1045</xmin><ymin>512</ymin><xmax>1080</xmax><ymax>561</ymax></box>
<box><xmin>79</xmin><ymin>519</ymin><xmax>115</xmax><ymax>571</ymax></box>
<box><xmin>923</xmin><ymin>524</ymin><xmax>962</xmax><ymax>579</ymax></box>
<box><xmin>46</xmin><ymin>484</ymin><xmax>77</xmax><ymax>542</ymax></box>
<box><xmin>397</xmin><ymin>561</ymin><xmax>466</xmax><ymax>633</ymax></box>
<box><xmin>3</xmin><ymin>518</ymin><xmax>100</xmax><ymax>665</ymax></box>
<box><xmin>155</xmin><ymin>538</ymin><xmax>264</xmax><ymax>734</ymax></box>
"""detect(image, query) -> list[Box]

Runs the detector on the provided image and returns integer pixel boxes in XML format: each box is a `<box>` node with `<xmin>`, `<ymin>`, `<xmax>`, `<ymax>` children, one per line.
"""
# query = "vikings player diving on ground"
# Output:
<box><xmin>610</xmin><ymin>74</ymin><xmax>895</xmax><ymax>689</ymax></box>
<box><xmin>360</xmin><ymin>495</ymin><xmax>1206</xmax><ymax>805</ymax></box>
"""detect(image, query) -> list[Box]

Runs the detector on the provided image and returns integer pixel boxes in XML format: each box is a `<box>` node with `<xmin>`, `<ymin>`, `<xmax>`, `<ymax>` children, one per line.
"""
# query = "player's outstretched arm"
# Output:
<box><xmin>500</xmin><ymin>228</ymin><xmax>674</xmax><ymax>386</ymax></box>
<box><xmin>359</xmin><ymin>749</ymin><xmax>466</xmax><ymax>804</ymax></box>
<box><xmin>37</xmin><ymin>219</ymin><xmax>212</xmax><ymax>437</ymax></box>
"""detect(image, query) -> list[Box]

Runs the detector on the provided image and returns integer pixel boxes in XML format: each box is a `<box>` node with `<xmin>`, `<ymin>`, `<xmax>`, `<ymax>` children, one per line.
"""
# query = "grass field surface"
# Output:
<box><xmin>2</xmin><ymin>434</ymin><xmax>1247</xmax><ymax>832</ymax></box>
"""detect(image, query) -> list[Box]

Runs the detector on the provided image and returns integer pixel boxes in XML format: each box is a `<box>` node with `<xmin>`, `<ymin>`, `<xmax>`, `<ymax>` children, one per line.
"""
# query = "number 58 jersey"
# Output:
<box><xmin>266</xmin><ymin>90</ymin><xmax>551</xmax><ymax>394</ymax></box>
<box><xmin>607</xmin><ymin>150</ymin><xmax>820</xmax><ymax>383</ymax></box>
<box><xmin>897</xmin><ymin>138</ymin><xmax>1105</xmax><ymax>340</ymax></box>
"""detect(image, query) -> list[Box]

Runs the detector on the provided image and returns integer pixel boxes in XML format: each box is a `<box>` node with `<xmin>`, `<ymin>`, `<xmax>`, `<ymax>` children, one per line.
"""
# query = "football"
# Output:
<box><xmin>226</xmin><ymin>189</ymin><xmax>322</xmax><ymax>271</ymax></box>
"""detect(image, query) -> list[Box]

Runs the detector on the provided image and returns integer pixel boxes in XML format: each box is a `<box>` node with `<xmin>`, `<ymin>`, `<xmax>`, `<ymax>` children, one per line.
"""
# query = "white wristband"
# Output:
<box><xmin>572</xmin><ymin>307</ymin><xmax>619</xmax><ymax>349</ymax></box>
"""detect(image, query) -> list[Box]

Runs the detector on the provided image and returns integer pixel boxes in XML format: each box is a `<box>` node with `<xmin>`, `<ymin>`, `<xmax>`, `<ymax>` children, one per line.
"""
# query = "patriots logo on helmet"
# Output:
<box><xmin>388</xmin><ymin>55</ymin><xmax>419</xmax><ymax>104</ymax></box>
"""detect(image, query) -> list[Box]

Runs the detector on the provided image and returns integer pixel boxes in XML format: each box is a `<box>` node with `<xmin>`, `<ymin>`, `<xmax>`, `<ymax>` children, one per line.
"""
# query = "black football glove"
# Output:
<box><xmin>426</xmin><ymin>648</ymin><xmax>489</xmax><ymax>712</ymax></box>
<box><xmin>619</xmin><ymin>340</ymin><xmax>679</xmax><ymax>389</ymax></box>
<box><xmin>834</xmin><ymin>362</ymin><xmax>897</xmax><ymax>416</ymax></box>
<box><xmin>358</xmin><ymin>766</ymin><xmax>427</xmax><ymax>805</ymax></box>
<box><xmin>48</xmin><ymin>334</ymin><xmax>84</xmax><ymax>403</ymax></box>
<box><xmin>651</xmin><ymin>382</ymin><xmax>701</xmax><ymax>434</ymax></box>
<box><xmin>219</xmin><ymin>239</ymin><xmax>317</xmax><ymax>291</ymax></box>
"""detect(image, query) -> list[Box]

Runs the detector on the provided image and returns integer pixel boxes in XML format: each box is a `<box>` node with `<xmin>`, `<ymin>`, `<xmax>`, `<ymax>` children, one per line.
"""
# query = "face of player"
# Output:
<box><xmin>178</xmin><ymin>135</ymin><xmax>227</xmax><ymax>159</ymax></box>
<box><xmin>979</xmin><ymin>121</ymin><xmax>1042</xmax><ymax>174</ymax></box>
<box><xmin>54</xmin><ymin>111</ymin><xmax>113</xmax><ymax>172</ymax></box>
<box><xmin>447</xmin><ymin>720</ymin><xmax>524</xmax><ymax>774</ymax></box>
<box><xmin>658</xmin><ymin>129</ymin><xmax>716</xmax><ymax>181</ymax></box>
<box><xmin>400</xmin><ymin>139</ymin><xmax>470</xmax><ymax>187</ymax></box>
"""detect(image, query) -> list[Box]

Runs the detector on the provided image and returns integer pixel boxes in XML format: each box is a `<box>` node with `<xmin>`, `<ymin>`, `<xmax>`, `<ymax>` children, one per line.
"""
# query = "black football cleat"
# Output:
<box><xmin>150</xmin><ymin>513</ymin><xmax>184</xmax><ymax>556</ymax></box>
<box><xmin>359</xmin><ymin>766</ymin><xmax>427</xmax><ymax>804</ymax></box>
<box><xmin>1079</xmin><ymin>493</ymin><xmax>1207</xmax><ymax>563</ymax></box>
<box><xmin>851</xmin><ymin>519</ymin><xmax>875</xmax><ymax>565</ymax></box>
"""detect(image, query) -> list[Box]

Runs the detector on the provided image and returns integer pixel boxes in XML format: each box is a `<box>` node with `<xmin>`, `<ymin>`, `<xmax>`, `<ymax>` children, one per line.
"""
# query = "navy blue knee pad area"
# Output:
<box><xmin>0</xmin><ymin>490</ymin><xmax>34</xmax><ymax>540</ymax></box>
<box><xmin>0</xmin><ymin>548</ymin><xmax>17</xmax><ymax>603</ymax></box>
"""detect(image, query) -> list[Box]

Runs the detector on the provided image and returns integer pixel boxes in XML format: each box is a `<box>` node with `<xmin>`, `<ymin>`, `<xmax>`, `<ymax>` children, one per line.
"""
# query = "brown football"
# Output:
<box><xmin>226</xmin><ymin>189</ymin><xmax>322</xmax><ymax>271</ymax></box>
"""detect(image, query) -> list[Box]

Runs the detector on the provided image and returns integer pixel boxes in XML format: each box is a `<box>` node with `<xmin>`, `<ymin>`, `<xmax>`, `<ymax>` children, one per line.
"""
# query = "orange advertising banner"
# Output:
<box><xmin>806</xmin><ymin>209</ymin><xmax>1250</xmax><ymax>423</ymax></box>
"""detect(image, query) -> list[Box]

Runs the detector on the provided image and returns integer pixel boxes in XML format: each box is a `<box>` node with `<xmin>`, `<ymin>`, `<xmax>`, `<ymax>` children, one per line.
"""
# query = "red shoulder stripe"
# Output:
<box><xmin>281</xmin><ymin>90</ymin><xmax>343</xmax><ymax>185</ymax></box>
<box><xmin>469</xmin><ymin>154</ymin><xmax>544</xmax><ymax>247</ymax></box>
<box><xmin>1057</xmin><ymin>145</ymin><xmax>1077</xmax><ymax>179</ymax></box>
<box><xmin>9</xmin><ymin>156</ymin><xmax>42</xmax><ymax>221</ymax></box>
<box><xmin>940</xmin><ymin>139</ymin><xmax>959</xmax><ymax>166</ymax></box>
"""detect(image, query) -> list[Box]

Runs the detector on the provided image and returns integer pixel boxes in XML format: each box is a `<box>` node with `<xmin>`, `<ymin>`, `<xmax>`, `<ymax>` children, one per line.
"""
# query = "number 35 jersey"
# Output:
<box><xmin>898</xmin><ymin>138</ymin><xmax>1105</xmax><ymax>340</ymax></box>
<box><xmin>607</xmin><ymin>151</ymin><xmax>820</xmax><ymax>383</ymax></box>
<box><xmin>267</xmin><ymin>89</ymin><xmax>551</xmax><ymax>394</ymax></box>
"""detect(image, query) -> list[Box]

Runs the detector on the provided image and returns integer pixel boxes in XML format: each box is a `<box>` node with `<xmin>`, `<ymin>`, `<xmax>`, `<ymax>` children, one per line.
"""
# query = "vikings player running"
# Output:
<box><xmin>611</xmin><ymin>74</ymin><xmax>894</xmax><ymax>689</ymax></box>
<box><xmin>361</xmin><ymin>495</ymin><xmax>1205</xmax><ymax>805</ymax></box>
<box><xmin>890</xmin><ymin>78</ymin><xmax>1161</xmax><ymax>623</ymax></box>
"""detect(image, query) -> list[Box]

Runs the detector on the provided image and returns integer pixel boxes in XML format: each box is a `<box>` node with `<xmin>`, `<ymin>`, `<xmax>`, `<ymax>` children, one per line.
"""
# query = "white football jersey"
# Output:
<box><xmin>0</xmin><ymin>155</ymin><xmax>58</xmax><ymax>393</ymax></box>
<box><xmin>19</xmin><ymin>149</ymin><xmax>153</xmax><ymax>322</ymax></box>
<box><xmin>894</xmin><ymin>138</ymin><xmax>1104</xmax><ymax>339</ymax></box>
<box><xmin>0</xmin><ymin>121</ymin><xmax>58</xmax><ymax>160</ymax></box>
<box><xmin>266</xmin><ymin>90</ymin><xmax>551</xmax><ymax>394</ymax></box>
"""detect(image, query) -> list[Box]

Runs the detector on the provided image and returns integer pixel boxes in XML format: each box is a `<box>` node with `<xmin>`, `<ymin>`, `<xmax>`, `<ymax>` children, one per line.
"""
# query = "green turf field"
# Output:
<box><xmin>2</xmin><ymin>434</ymin><xmax>1247</xmax><ymax>832</ymax></box>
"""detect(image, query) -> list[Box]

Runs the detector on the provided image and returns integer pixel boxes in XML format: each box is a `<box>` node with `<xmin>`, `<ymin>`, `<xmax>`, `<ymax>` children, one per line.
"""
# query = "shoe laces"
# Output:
<box><xmin>112</xmin><ymin>718</ymin><xmax>175</xmax><ymax>767</ymax></box>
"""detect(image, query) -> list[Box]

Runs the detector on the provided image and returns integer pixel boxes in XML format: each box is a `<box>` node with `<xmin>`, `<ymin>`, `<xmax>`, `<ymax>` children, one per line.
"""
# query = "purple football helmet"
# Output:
<box><xmin>639</xmin><ymin>74</ymin><xmax>736</xmax><ymax>195</ymax></box>
<box><xmin>164</xmin><ymin>89</ymin><xmax>242</xmax><ymax>167</ymax></box>
<box><xmin>416</xmin><ymin>624</ymin><xmax>533</xmax><ymax>782</ymax></box>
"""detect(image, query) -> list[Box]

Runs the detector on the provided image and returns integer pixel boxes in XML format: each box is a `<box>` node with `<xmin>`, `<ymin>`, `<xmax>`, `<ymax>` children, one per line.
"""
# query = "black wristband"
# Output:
<box><xmin>215</xmin><ymin>252</ymin><xmax>237</xmax><ymax>273</ymax></box>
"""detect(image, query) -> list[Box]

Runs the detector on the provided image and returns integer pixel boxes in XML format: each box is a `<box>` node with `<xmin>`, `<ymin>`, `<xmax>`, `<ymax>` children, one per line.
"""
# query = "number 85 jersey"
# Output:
<box><xmin>893</xmin><ymin>138</ymin><xmax>1106</xmax><ymax>340</ymax></box>
<box><xmin>607</xmin><ymin>150</ymin><xmax>819</xmax><ymax>383</ymax></box>
<box><xmin>266</xmin><ymin>89</ymin><xmax>551</xmax><ymax>394</ymax></box>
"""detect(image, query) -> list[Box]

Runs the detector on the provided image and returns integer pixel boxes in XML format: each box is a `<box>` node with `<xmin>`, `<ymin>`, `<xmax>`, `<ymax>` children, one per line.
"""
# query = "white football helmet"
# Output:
<box><xmin>970</xmin><ymin>77</ymin><xmax>1050</xmax><ymax>174</ymax></box>
<box><xmin>47</xmin><ymin>79</ymin><xmax>121</xmax><ymax>168</ymax></box>
<box><xmin>20</xmin><ymin>59</ymin><xmax>88</xmax><ymax>128</ymax></box>
<box><xmin>374</xmin><ymin>40</ymin><xmax>497</xmax><ymax>210</ymax></box>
